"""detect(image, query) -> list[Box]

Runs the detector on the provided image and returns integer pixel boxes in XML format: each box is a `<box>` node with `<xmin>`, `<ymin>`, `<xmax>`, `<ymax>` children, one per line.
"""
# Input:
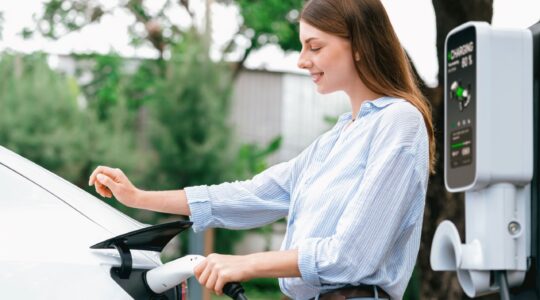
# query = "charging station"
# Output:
<box><xmin>430</xmin><ymin>21</ymin><xmax>536</xmax><ymax>298</ymax></box>
<box><xmin>531</xmin><ymin>20</ymin><xmax>540</xmax><ymax>300</ymax></box>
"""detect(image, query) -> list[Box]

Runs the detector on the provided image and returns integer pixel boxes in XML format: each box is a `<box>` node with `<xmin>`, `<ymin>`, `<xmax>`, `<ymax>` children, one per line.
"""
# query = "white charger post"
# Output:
<box><xmin>430</xmin><ymin>21</ymin><xmax>533</xmax><ymax>298</ymax></box>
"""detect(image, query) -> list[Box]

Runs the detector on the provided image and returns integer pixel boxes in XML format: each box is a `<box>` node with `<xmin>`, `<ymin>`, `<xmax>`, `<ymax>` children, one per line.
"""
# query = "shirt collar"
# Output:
<box><xmin>337</xmin><ymin>97</ymin><xmax>405</xmax><ymax>123</ymax></box>
<box><xmin>355</xmin><ymin>96</ymin><xmax>405</xmax><ymax>120</ymax></box>
<box><xmin>368</xmin><ymin>96</ymin><xmax>405</xmax><ymax>108</ymax></box>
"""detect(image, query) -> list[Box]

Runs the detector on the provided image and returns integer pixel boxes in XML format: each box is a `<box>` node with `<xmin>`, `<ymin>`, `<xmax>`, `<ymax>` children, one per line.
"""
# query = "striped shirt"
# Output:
<box><xmin>185</xmin><ymin>96</ymin><xmax>429</xmax><ymax>300</ymax></box>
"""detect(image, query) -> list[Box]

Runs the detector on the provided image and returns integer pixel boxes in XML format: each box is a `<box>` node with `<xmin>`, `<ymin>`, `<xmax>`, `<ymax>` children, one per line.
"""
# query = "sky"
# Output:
<box><xmin>0</xmin><ymin>0</ymin><xmax>539</xmax><ymax>87</ymax></box>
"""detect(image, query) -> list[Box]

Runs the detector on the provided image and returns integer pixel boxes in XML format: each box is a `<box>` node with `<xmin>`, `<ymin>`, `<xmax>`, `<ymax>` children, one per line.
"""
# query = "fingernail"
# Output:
<box><xmin>97</xmin><ymin>174</ymin><xmax>105</xmax><ymax>182</ymax></box>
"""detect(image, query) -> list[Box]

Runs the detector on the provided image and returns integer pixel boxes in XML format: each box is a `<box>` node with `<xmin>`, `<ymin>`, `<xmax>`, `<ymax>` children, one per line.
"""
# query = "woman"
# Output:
<box><xmin>89</xmin><ymin>0</ymin><xmax>435</xmax><ymax>299</ymax></box>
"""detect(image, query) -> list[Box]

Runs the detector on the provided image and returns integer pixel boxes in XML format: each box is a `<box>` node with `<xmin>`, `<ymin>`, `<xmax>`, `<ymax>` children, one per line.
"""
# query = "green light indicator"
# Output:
<box><xmin>447</xmin><ymin>51</ymin><xmax>452</xmax><ymax>61</ymax></box>
<box><xmin>456</xmin><ymin>86</ymin><xmax>464</xmax><ymax>99</ymax></box>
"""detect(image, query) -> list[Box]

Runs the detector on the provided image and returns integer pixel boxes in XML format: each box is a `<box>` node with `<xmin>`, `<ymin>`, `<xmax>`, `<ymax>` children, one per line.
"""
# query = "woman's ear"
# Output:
<box><xmin>354</xmin><ymin>52</ymin><xmax>360</xmax><ymax>61</ymax></box>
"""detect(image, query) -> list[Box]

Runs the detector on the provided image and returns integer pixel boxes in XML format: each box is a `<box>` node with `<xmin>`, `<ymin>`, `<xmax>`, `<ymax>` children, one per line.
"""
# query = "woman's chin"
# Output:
<box><xmin>316</xmin><ymin>85</ymin><xmax>334</xmax><ymax>94</ymax></box>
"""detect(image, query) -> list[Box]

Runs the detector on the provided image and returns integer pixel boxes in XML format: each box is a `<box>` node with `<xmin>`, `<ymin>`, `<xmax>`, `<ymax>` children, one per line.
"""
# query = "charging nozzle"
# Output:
<box><xmin>143</xmin><ymin>254</ymin><xmax>249</xmax><ymax>300</ymax></box>
<box><xmin>144</xmin><ymin>255</ymin><xmax>205</xmax><ymax>294</ymax></box>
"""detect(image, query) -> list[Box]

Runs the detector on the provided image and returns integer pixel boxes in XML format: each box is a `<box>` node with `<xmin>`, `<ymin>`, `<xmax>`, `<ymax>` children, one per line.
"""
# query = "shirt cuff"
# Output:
<box><xmin>298</xmin><ymin>238</ymin><xmax>322</xmax><ymax>287</ymax></box>
<box><xmin>184</xmin><ymin>185</ymin><xmax>213</xmax><ymax>232</ymax></box>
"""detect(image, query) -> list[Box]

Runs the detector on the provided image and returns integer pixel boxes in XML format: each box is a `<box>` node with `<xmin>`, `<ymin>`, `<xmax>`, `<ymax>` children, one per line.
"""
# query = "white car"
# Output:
<box><xmin>0</xmin><ymin>145</ymin><xmax>191</xmax><ymax>299</ymax></box>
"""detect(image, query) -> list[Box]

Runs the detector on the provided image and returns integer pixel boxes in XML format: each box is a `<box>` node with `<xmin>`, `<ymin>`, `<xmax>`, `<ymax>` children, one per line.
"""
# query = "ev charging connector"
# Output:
<box><xmin>430</xmin><ymin>21</ymin><xmax>533</xmax><ymax>298</ymax></box>
<box><xmin>144</xmin><ymin>255</ymin><xmax>248</xmax><ymax>300</ymax></box>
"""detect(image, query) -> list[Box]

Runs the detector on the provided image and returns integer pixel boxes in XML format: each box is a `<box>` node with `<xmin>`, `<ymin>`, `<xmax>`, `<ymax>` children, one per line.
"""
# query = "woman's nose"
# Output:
<box><xmin>297</xmin><ymin>52</ymin><xmax>312</xmax><ymax>69</ymax></box>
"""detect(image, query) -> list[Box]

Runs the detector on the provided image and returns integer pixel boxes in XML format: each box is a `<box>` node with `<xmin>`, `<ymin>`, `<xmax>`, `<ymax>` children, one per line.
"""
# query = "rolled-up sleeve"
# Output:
<box><xmin>185</xmin><ymin>149</ymin><xmax>310</xmax><ymax>232</ymax></box>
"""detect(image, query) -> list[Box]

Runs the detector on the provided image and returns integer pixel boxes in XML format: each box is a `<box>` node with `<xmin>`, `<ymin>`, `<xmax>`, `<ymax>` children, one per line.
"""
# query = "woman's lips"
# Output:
<box><xmin>311</xmin><ymin>72</ymin><xmax>324</xmax><ymax>83</ymax></box>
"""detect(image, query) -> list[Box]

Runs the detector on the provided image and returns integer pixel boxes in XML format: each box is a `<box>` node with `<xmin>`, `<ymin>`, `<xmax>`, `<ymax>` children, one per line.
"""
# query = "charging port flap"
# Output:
<box><xmin>90</xmin><ymin>220</ymin><xmax>193</xmax><ymax>278</ymax></box>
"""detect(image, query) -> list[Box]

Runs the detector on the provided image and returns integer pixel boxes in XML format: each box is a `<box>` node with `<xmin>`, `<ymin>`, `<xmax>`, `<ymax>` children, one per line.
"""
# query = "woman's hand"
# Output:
<box><xmin>88</xmin><ymin>166</ymin><xmax>141</xmax><ymax>208</ymax></box>
<box><xmin>194</xmin><ymin>253</ymin><xmax>255</xmax><ymax>296</ymax></box>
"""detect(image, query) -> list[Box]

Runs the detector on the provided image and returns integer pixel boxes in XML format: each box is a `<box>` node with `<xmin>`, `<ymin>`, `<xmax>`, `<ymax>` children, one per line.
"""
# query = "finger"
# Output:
<box><xmin>215</xmin><ymin>277</ymin><xmax>226</xmax><ymax>296</ymax></box>
<box><xmin>96</xmin><ymin>174</ymin><xmax>118</xmax><ymax>194</ymax></box>
<box><xmin>89</xmin><ymin>166</ymin><xmax>121</xmax><ymax>186</ymax></box>
<box><xmin>194</xmin><ymin>258</ymin><xmax>207</xmax><ymax>279</ymax></box>
<box><xmin>89</xmin><ymin>166</ymin><xmax>106</xmax><ymax>186</ymax></box>
<box><xmin>94</xmin><ymin>180</ymin><xmax>111</xmax><ymax>196</ymax></box>
<box><xmin>197</xmin><ymin>264</ymin><xmax>211</xmax><ymax>287</ymax></box>
<box><xmin>93</xmin><ymin>179</ymin><xmax>105</xmax><ymax>196</ymax></box>
<box><xmin>205</xmin><ymin>269</ymin><xmax>218</xmax><ymax>293</ymax></box>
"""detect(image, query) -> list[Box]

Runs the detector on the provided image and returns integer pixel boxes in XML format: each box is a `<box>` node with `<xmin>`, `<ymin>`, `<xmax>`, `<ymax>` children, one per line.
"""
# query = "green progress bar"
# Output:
<box><xmin>451</xmin><ymin>142</ymin><xmax>464</xmax><ymax>149</ymax></box>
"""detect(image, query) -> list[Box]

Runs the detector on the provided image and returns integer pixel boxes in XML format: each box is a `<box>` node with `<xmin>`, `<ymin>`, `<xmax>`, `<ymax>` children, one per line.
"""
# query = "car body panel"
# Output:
<box><xmin>0</xmin><ymin>146</ymin><xmax>165</xmax><ymax>298</ymax></box>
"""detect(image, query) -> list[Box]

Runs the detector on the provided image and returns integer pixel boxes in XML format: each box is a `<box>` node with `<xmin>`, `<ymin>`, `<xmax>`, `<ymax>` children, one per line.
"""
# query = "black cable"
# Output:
<box><xmin>235</xmin><ymin>294</ymin><xmax>248</xmax><ymax>300</ymax></box>
<box><xmin>223</xmin><ymin>282</ymin><xmax>248</xmax><ymax>300</ymax></box>
<box><xmin>496</xmin><ymin>271</ymin><xmax>511</xmax><ymax>300</ymax></box>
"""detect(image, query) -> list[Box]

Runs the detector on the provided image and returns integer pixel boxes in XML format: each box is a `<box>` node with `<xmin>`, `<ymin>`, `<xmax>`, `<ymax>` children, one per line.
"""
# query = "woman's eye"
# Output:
<box><xmin>310</xmin><ymin>47</ymin><xmax>321</xmax><ymax>52</ymax></box>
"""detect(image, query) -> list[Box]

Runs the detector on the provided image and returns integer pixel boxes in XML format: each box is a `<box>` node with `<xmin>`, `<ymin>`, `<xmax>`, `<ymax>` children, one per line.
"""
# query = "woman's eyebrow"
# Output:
<box><xmin>303</xmin><ymin>37</ymin><xmax>319</xmax><ymax>44</ymax></box>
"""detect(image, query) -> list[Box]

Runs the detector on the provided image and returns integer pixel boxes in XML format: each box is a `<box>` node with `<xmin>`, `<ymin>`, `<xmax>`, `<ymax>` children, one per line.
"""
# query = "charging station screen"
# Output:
<box><xmin>446</xmin><ymin>26</ymin><xmax>476</xmax><ymax>189</ymax></box>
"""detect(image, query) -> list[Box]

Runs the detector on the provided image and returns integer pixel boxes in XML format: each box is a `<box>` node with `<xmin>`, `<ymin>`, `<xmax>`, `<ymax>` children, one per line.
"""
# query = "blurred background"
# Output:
<box><xmin>0</xmin><ymin>0</ymin><xmax>538</xmax><ymax>299</ymax></box>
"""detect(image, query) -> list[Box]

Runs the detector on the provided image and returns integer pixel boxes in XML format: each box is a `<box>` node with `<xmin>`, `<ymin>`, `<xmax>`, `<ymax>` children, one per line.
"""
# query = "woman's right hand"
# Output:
<box><xmin>88</xmin><ymin>166</ymin><xmax>142</xmax><ymax>209</ymax></box>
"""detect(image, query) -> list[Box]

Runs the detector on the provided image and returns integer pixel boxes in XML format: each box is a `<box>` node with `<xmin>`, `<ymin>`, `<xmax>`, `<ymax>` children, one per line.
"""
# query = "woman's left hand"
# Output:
<box><xmin>194</xmin><ymin>253</ymin><xmax>254</xmax><ymax>295</ymax></box>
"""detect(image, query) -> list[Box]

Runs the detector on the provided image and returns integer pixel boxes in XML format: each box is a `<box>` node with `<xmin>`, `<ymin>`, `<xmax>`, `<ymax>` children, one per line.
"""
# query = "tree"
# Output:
<box><xmin>23</xmin><ymin>0</ymin><xmax>193</xmax><ymax>59</ymax></box>
<box><xmin>0</xmin><ymin>53</ymin><xmax>157</xmax><ymax>219</ymax></box>
<box><xmin>144</xmin><ymin>31</ymin><xmax>236</xmax><ymax>190</ymax></box>
<box><xmin>0</xmin><ymin>53</ymin><xmax>92</xmax><ymax>182</ymax></box>
<box><xmin>229</xmin><ymin>0</ymin><xmax>303</xmax><ymax>76</ymax></box>
<box><xmin>23</xmin><ymin>0</ymin><xmax>304</xmax><ymax>78</ymax></box>
<box><xmin>75</xmin><ymin>53</ymin><xmax>125</xmax><ymax>120</ymax></box>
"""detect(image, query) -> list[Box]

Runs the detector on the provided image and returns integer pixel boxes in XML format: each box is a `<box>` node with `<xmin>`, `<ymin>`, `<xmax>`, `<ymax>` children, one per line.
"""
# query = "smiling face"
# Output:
<box><xmin>297</xmin><ymin>20</ymin><xmax>359</xmax><ymax>95</ymax></box>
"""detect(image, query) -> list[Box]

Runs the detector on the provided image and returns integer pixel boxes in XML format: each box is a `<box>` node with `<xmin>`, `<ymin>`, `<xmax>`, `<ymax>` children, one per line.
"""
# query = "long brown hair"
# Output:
<box><xmin>301</xmin><ymin>0</ymin><xmax>436</xmax><ymax>174</ymax></box>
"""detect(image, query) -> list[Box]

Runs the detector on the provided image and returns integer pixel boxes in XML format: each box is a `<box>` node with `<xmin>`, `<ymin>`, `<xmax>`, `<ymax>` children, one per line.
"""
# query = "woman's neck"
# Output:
<box><xmin>344</xmin><ymin>77</ymin><xmax>384</xmax><ymax>121</ymax></box>
<box><xmin>346</xmin><ymin>86</ymin><xmax>383</xmax><ymax>121</ymax></box>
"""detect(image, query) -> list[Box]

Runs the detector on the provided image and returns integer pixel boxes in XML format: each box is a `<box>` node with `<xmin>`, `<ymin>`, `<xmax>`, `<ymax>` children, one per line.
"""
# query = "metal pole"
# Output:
<box><xmin>188</xmin><ymin>230</ymin><xmax>204</xmax><ymax>300</ymax></box>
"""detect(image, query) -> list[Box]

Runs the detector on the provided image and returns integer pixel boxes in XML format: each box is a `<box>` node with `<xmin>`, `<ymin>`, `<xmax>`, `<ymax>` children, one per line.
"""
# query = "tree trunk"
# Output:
<box><xmin>418</xmin><ymin>1</ymin><xmax>493</xmax><ymax>299</ymax></box>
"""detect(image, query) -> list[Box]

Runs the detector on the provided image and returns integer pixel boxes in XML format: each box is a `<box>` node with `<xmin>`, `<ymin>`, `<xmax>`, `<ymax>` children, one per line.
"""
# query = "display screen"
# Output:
<box><xmin>450</xmin><ymin>127</ymin><xmax>472</xmax><ymax>168</ymax></box>
<box><xmin>446</xmin><ymin>26</ymin><xmax>476</xmax><ymax>189</ymax></box>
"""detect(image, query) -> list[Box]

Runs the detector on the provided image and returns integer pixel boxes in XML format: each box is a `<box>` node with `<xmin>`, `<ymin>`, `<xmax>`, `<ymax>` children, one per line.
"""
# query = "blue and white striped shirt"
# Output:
<box><xmin>185</xmin><ymin>96</ymin><xmax>429</xmax><ymax>300</ymax></box>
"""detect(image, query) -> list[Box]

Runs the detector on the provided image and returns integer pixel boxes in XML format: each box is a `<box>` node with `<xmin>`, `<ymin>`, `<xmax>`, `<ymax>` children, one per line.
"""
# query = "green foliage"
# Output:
<box><xmin>0</xmin><ymin>52</ymin><xmax>156</xmax><ymax>220</ymax></box>
<box><xmin>146</xmin><ymin>31</ymin><xmax>235</xmax><ymax>189</ymax></box>
<box><xmin>234</xmin><ymin>136</ymin><xmax>282</xmax><ymax>180</ymax></box>
<box><xmin>26</xmin><ymin>0</ymin><xmax>189</xmax><ymax>57</ymax></box>
<box><xmin>34</xmin><ymin>0</ymin><xmax>104</xmax><ymax>39</ymax></box>
<box><xmin>324</xmin><ymin>115</ymin><xmax>339</xmax><ymax>126</ymax></box>
<box><xmin>404</xmin><ymin>266</ymin><xmax>420</xmax><ymax>300</ymax></box>
<box><xmin>76</xmin><ymin>53</ymin><xmax>124</xmax><ymax>120</ymax></box>
<box><xmin>236</xmin><ymin>0</ymin><xmax>304</xmax><ymax>51</ymax></box>
<box><xmin>243</xmin><ymin>277</ymin><xmax>281</xmax><ymax>294</ymax></box>
<box><xmin>124</xmin><ymin>58</ymin><xmax>165</xmax><ymax>110</ymax></box>
<box><xmin>27</xmin><ymin>0</ymin><xmax>304</xmax><ymax>65</ymax></box>
<box><xmin>213</xmin><ymin>228</ymin><xmax>245</xmax><ymax>255</ymax></box>
<box><xmin>0</xmin><ymin>53</ymin><xmax>91</xmax><ymax>182</ymax></box>
<box><xmin>0</xmin><ymin>41</ymin><xmax>281</xmax><ymax>221</ymax></box>
<box><xmin>2</xmin><ymin>1</ymin><xmax>287</xmax><ymax>295</ymax></box>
